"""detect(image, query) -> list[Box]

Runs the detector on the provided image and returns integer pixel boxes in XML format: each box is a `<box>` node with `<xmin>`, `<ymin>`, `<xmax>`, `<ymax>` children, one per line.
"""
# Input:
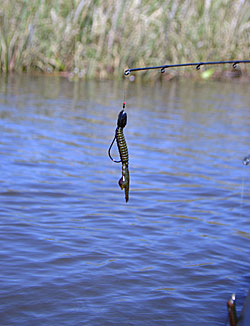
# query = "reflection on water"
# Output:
<box><xmin>0</xmin><ymin>75</ymin><xmax>250</xmax><ymax>325</ymax></box>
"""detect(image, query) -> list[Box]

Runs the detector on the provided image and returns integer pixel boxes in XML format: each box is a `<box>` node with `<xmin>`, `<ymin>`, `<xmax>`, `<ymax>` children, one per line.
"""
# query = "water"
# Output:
<box><xmin>0</xmin><ymin>75</ymin><xmax>249</xmax><ymax>326</ymax></box>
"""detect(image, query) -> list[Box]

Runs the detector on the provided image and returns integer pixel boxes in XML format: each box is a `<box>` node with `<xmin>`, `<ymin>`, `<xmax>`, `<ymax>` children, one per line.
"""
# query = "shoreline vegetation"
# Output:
<box><xmin>1</xmin><ymin>0</ymin><xmax>250</xmax><ymax>81</ymax></box>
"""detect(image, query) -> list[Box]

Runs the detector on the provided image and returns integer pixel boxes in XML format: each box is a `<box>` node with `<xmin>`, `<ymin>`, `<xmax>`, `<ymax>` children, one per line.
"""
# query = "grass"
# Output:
<box><xmin>0</xmin><ymin>0</ymin><xmax>250</xmax><ymax>79</ymax></box>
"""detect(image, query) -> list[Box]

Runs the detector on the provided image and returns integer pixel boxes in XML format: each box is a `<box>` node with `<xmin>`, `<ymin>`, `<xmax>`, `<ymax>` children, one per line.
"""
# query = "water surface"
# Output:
<box><xmin>0</xmin><ymin>75</ymin><xmax>249</xmax><ymax>325</ymax></box>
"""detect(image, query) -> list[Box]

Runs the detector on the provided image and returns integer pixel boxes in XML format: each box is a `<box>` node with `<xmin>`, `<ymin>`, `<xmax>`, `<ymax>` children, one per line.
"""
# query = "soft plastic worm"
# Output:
<box><xmin>108</xmin><ymin>109</ymin><xmax>130</xmax><ymax>202</ymax></box>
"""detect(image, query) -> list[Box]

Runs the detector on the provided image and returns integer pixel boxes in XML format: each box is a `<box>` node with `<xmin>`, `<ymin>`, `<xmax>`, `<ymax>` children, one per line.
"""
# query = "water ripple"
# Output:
<box><xmin>0</xmin><ymin>76</ymin><xmax>250</xmax><ymax>325</ymax></box>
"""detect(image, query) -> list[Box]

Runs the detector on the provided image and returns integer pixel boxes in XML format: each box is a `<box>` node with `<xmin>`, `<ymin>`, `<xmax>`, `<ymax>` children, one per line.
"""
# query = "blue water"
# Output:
<box><xmin>0</xmin><ymin>75</ymin><xmax>249</xmax><ymax>325</ymax></box>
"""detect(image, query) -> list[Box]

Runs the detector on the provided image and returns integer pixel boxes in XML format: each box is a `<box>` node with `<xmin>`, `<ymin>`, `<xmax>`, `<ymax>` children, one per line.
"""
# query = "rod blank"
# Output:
<box><xmin>124</xmin><ymin>60</ymin><xmax>250</xmax><ymax>76</ymax></box>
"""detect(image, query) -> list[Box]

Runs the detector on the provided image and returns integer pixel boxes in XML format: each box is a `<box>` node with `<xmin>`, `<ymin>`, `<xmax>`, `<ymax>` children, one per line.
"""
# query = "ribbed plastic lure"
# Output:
<box><xmin>108</xmin><ymin>103</ymin><xmax>129</xmax><ymax>202</ymax></box>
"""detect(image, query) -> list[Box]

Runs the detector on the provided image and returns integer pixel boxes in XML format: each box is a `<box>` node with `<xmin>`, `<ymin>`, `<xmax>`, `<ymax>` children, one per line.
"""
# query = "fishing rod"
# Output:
<box><xmin>124</xmin><ymin>60</ymin><xmax>250</xmax><ymax>75</ymax></box>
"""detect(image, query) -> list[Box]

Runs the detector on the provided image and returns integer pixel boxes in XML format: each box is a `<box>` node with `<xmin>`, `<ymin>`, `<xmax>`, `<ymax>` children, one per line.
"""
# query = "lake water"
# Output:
<box><xmin>0</xmin><ymin>75</ymin><xmax>249</xmax><ymax>325</ymax></box>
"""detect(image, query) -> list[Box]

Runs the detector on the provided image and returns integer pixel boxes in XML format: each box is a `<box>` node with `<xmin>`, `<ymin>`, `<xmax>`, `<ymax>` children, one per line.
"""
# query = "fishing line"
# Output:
<box><xmin>223</xmin><ymin>158</ymin><xmax>249</xmax><ymax>325</ymax></box>
<box><xmin>240</xmin><ymin>154</ymin><xmax>250</xmax><ymax>216</ymax></box>
<box><xmin>123</xmin><ymin>71</ymin><xmax>130</xmax><ymax>109</ymax></box>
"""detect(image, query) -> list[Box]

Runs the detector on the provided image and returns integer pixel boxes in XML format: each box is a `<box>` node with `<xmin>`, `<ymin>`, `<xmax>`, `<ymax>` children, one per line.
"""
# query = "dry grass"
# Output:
<box><xmin>0</xmin><ymin>0</ymin><xmax>250</xmax><ymax>79</ymax></box>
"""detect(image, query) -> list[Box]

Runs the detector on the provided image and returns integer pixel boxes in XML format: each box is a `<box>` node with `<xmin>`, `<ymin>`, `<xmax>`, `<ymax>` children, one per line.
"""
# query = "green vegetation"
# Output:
<box><xmin>0</xmin><ymin>0</ymin><xmax>250</xmax><ymax>79</ymax></box>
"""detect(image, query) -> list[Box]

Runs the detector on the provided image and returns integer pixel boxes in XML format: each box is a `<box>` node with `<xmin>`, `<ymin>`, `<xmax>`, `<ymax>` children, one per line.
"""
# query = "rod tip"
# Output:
<box><xmin>124</xmin><ymin>69</ymin><xmax>130</xmax><ymax>76</ymax></box>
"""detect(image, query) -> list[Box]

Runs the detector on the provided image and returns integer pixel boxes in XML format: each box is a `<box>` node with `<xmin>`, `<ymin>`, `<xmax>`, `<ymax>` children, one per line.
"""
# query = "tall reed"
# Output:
<box><xmin>0</xmin><ymin>0</ymin><xmax>250</xmax><ymax>79</ymax></box>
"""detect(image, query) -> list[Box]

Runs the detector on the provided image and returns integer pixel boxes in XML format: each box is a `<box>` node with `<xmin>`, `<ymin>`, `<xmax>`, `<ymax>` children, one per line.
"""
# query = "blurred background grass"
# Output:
<box><xmin>0</xmin><ymin>0</ymin><xmax>249</xmax><ymax>79</ymax></box>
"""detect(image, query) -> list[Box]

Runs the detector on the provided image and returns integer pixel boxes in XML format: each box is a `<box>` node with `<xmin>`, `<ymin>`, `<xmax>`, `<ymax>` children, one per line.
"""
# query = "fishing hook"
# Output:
<box><xmin>108</xmin><ymin>135</ymin><xmax>121</xmax><ymax>163</ymax></box>
<box><xmin>108</xmin><ymin>103</ymin><xmax>127</xmax><ymax>163</ymax></box>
